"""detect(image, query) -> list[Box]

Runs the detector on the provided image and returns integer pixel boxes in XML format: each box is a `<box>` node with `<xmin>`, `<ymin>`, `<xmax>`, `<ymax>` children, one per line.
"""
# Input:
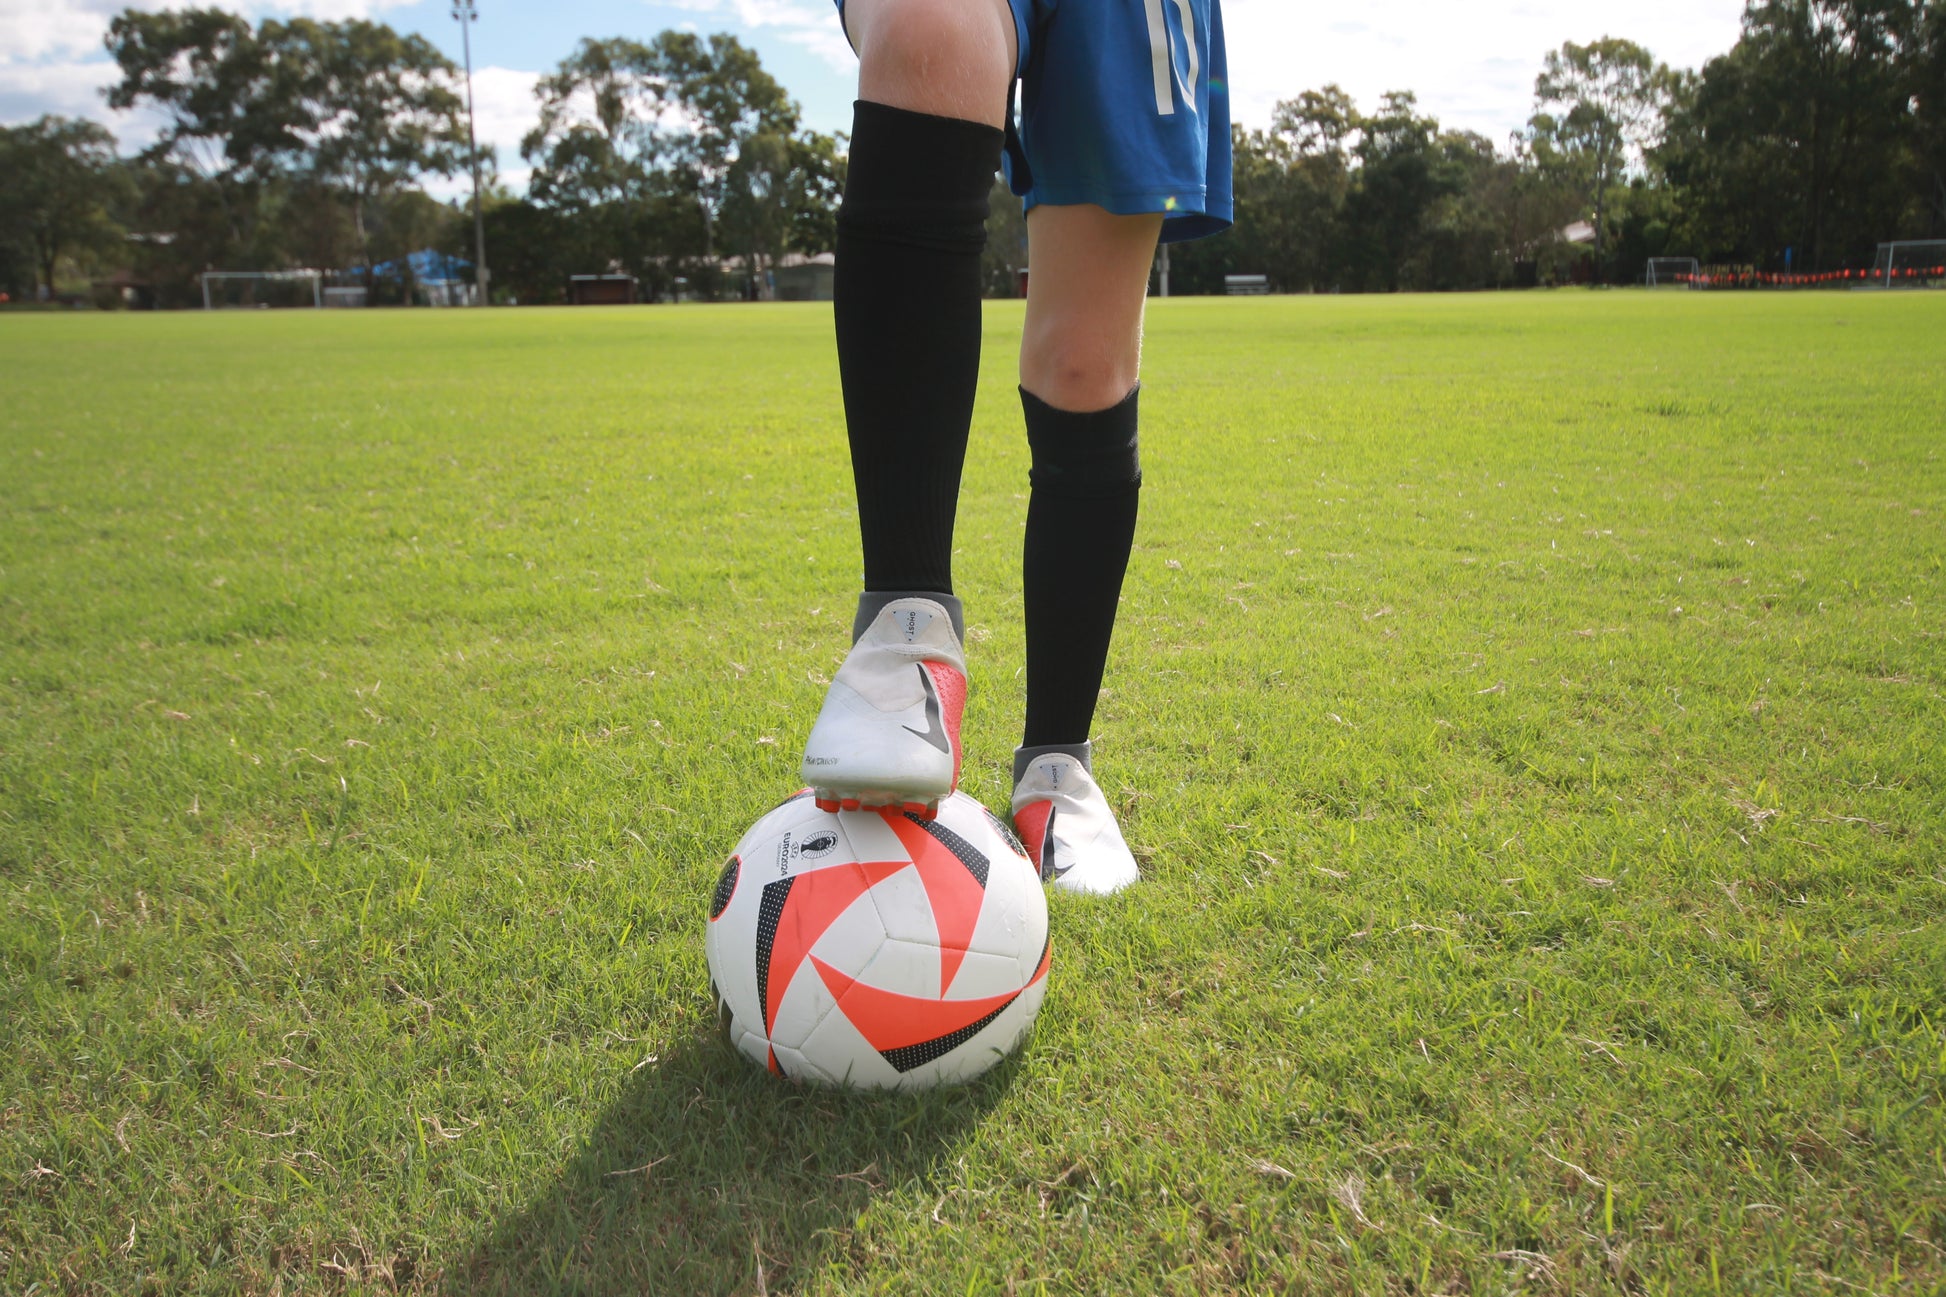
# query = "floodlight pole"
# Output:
<box><xmin>453</xmin><ymin>0</ymin><xmax>488</xmax><ymax>306</ymax></box>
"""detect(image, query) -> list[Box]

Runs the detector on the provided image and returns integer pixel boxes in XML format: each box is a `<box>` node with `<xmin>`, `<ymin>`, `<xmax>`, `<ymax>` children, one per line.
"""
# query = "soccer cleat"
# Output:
<box><xmin>1011</xmin><ymin>749</ymin><xmax>1139</xmax><ymax>895</ymax></box>
<box><xmin>801</xmin><ymin>597</ymin><xmax>966</xmax><ymax>817</ymax></box>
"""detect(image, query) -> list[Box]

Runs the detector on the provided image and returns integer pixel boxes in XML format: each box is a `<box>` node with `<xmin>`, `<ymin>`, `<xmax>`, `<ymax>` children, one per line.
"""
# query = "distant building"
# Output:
<box><xmin>772</xmin><ymin>253</ymin><xmax>836</xmax><ymax>301</ymax></box>
<box><xmin>568</xmin><ymin>274</ymin><xmax>638</xmax><ymax>305</ymax></box>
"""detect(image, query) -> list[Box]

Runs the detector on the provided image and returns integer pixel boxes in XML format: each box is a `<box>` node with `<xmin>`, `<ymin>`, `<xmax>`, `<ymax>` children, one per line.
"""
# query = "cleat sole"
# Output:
<box><xmin>810</xmin><ymin>787</ymin><xmax>943</xmax><ymax>819</ymax></box>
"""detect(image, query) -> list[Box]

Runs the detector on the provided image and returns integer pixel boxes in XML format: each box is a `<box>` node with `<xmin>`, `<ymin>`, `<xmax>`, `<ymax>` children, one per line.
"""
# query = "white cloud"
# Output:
<box><xmin>0</xmin><ymin>0</ymin><xmax>420</xmax><ymax>64</ymax></box>
<box><xmin>235</xmin><ymin>0</ymin><xmax>421</xmax><ymax>18</ymax></box>
<box><xmin>0</xmin><ymin>56</ymin><xmax>117</xmax><ymax>115</ymax></box>
<box><xmin>664</xmin><ymin>0</ymin><xmax>856</xmax><ymax>73</ymax></box>
<box><xmin>0</xmin><ymin>57</ymin><xmax>169</xmax><ymax>149</ymax></box>
<box><xmin>1</xmin><ymin>0</ymin><xmax>483</xmax><ymax>152</ymax></box>
<box><xmin>1222</xmin><ymin>0</ymin><xmax>1745</xmax><ymax>142</ymax></box>
<box><xmin>465</xmin><ymin>64</ymin><xmax>542</xmax><ymax>158</ymax></box>
<box><xmin>0</xmin><ymin>0</ymin><xmax>124</xmax><ymax>63</ymax></box>
<box><xmin>368</xmin><ymin>65</ymin><xmax>541</xmax><ymax>200</ymax></box>
<box><xmin>423</xmin><ymin>163</ymin><xmax>532</xmax><ymax>204</ymax></box>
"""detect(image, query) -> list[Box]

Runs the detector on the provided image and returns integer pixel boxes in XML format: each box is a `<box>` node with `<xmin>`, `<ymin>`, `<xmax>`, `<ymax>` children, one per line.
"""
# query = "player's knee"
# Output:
<box><xmin>853</xmin><ymin>0</ymin><xmax>1012</xmax><ymax>104</ymax></box>
<box><xmin>1022</xmin><ymin>341</ymin><xmax>1138</xmax><ymax>415</ymax></box>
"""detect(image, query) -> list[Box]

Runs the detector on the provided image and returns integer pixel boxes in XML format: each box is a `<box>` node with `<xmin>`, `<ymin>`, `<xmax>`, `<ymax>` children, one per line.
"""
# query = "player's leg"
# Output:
<box><xmin>800</xmin><ymin>0</ymin><xmax>1018</xmax><ymax>816</ymax></box>
<box><xmin>1009</xmin><ymin>203</ymin><xmax>1162</xmax><ymax>895</ymax></box>
<box><xmin>1001</xmin><ymin>0</ymin><xmax>1230</xmax><ymax>889</ymax></box>
<box><xmin>846</xmin><ymin>0</ymin><xmax>1014</xmax><ymax>125</ymax></box>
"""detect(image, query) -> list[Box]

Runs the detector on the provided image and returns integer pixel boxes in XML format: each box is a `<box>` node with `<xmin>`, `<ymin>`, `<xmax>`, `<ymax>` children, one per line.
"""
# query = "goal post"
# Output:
<box><xmin>200</xmin><ymin>270</ymin><xmax>324</xmax><ymax>310</ymax></box>
<box><xmin>1645</xmin><ymin>257</ymin><xmax>1700</xmax><ymax>288</ymax></box>
<box><xmin>1872</xmin><ymin>240</ymin><xmax>1946</xmax><ymax>288</ymax></box>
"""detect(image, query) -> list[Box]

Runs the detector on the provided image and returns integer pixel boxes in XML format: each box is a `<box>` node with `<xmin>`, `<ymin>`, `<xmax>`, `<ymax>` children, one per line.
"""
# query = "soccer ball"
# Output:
<box><xmin>706</xmin><ymin>789</ymin><xmax>1051</xmax><ymax>1089</ymax></box>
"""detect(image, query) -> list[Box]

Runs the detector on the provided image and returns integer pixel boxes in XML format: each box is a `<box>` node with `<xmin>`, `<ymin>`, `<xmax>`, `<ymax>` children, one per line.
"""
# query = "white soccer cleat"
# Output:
<box><xmin>1011</xmin><ymin>750</ymin><xmax>1139</xmax><ymax>895</ymax></box>
<box><xmin>801</xmin><ymin>597</ymin><xmax>966</xmax><ymax>818</ymax></box>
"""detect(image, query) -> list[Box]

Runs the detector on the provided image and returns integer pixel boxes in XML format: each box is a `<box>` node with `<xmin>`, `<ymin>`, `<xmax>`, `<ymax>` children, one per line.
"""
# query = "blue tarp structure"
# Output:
<box><xmin>364</xmin><ymin>249</ymin><xmax>472</xmax><ymax>281</ymax></box>
<box><xmin>339</xmin><ymin>248</ymin><xmax>477</xmax><ymax>305</ymax></box>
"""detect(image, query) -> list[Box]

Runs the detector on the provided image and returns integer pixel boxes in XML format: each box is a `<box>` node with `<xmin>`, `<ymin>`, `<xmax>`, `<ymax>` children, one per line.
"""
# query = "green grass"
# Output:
<box><xmin>2</xmin><ymin>291</ymin><xmax>1943</xmax><ymax>1295</ymax></box>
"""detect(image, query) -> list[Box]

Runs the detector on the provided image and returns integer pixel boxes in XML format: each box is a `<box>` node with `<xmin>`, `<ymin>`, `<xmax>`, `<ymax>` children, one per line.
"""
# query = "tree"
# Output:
<box><xmin>1344</xmin><ymin>91</ymin><xmax>1456</xmax><ymax>291</ymax></box>
<box><xmin>1416</xmin><ymin>129</ymin><xmax>1521</xmax><ymax>290</ymax></box>
<box><xmin>652</xmin><ymin>31</ymin><xmax>800</xmax><ymax>259</ymax></box>
<box><xmin>523</xmin><ymin>37</ymin><xmax>669</xmax><ymax>211</ymax></box>
<box><xmin>1660</xmin><ymin>2</ymin><xmax>1921</xmax><ymax>268</ymax></box>
<box><xmin>0</xmin><ymin>117</ymin><xmax>132</xmax><ymax>296</ymax></box>
<box><xmin>982</xmin><ymin>179</ymin><xmax>1027</xmax><ymax>298</ymax></box>
<box><xmin>106</xmin><ymin>5</ymin><xmax>469</xmax><ymax>289</ymax></box>
<box><xmin>1171</xmin><ymin>86</ymin><xmax>1530</xmax><ymax>295</ymax></box>
<box><xmin>1907</xmin><ymin>0</ymin><xmax>1946</xmax><ymax>230</ymax></box>
<box><xmin>1530</xmin><ymin>38</ymin><xmax>1671</xmax><ymax>279</ymax></box>
<box><xmin>720</xmin><ymin>128</ymin><xmax>843</xmax><ymax>295</ymax></box>
<box><xmin>523</xmin><ymin>31</ymin><xmax>833</xmax><ymax>297</ymax></box>
<box><xmin>1237</xmin><ymin>87</ymin><xmax>1357</xmax><ymax>291</ymax></box>
<box><xmin>0</xmin><ymin>223</ymin><xmax>32</xmax><ymax>300</ymax></box>
<box><xmin>104</xmin><ymin>7</ymin><xmax>310</xmax><ymax>255</ymax></box>
<box><xmin>479</xmin><ymin>200</ymin><xmax>574</xmax><ymax>304</ymax></box>
<box><xmin>1476</xmin><ymin>128</ymin><xmax>1581</xmax><ymax>284</ymax></box>
<box><xmin>285</xmin><ymin>18</ymin><xmax>468</xmax><ymax>280</ymax></box>
<box><xmin>784</xmin><ymin>131</ymin><xmax>845</xmax><ymax>259</ymax></box>
<box><xmin>525</xmin><ymin>30</ymin><xmax>798</xmax><ymax>258</ymax></box>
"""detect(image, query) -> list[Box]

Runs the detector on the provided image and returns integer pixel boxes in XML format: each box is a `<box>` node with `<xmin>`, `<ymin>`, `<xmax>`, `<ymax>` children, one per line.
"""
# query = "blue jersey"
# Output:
<box><xmin>834</xmin><ymin>0</ymin><xmax>1232</xmax><ymax>243</ymax></box>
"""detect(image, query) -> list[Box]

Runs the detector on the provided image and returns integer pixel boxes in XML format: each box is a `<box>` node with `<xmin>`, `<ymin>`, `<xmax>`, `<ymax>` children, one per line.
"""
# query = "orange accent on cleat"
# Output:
<box><xmin>921</xmin><ymin>659</ymin><xmax>966</xmax><ymax>790</ymax></box>
<box><xmin>812</xmin><ymin>787</ymin><xmax>939</xmax><ymax>816</ymax></box>
<box><xmin>1013</xmin><ymin>798</ymin><xmax>1055</xmax><ymax>881</ymax></box>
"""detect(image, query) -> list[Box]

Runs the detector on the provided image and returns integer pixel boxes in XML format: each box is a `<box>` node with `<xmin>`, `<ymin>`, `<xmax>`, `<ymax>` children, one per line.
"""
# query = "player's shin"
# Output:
<box><xmin>808</xmin><ymin>102</ymin><xmax>1001</xmax><ymax>814</ymax></box>
<box><xmin>1012</xmin><ymin>385</ymin><xmax>1144</xmax><ymax>892</ymax></box>
<box><xmin>1019</xmin><ymin>383</ymin><xmax>1142</xmax><ymax>748</ymax></box>
<box><xmin>833</xmin><ymin>100</ymin><xmax>1002</xmax><ymax>597</ymax></box>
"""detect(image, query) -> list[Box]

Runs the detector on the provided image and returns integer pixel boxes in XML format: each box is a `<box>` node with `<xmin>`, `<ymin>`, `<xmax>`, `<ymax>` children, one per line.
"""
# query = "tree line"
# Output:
<box><xmin>1169</xmin><ymin>1</ymin><xmax>1945</xmax><ymax>293</ymax></box>
<box><xmin>2</xmin><ymin>0</ymin><xmax>1941</xmax><ymax>306</ymax></box>
<box><xmin>0</xmin><ymin>8</ymin><xmax>841</xmax><ymax>306</ymax></box>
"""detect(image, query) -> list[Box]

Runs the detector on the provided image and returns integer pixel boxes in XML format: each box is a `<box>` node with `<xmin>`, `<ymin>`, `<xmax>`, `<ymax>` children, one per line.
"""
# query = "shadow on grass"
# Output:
<box><xmin>449</xmin><ymin>1023</ymin><xmax>1020</xmax><ymax>1295</ymax></box>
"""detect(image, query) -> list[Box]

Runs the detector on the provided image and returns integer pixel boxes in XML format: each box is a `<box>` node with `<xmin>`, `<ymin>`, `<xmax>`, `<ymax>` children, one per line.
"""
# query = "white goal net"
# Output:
<box><xmin>200</xmin><ymin>270</ymin><xmax>324</xmax><ymax>309</ymax></box>
<box><xmin>1645</xmin><ymin>257</ymin><xmax>1700</xmax><ymax>288</ymax></box>
<box><xmin>1871</xmin><ymin>240</ymin><xmax>1946</xmax><ymax>288</ymax></box>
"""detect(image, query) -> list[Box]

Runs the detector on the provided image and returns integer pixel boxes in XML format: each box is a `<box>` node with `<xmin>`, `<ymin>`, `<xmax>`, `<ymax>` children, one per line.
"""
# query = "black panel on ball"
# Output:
<box><xmin>710</xmin><ymin>854</ymin><xmax>741</xmax><ymax>920</ymax></box>
<box><xmin>879</xmin><ymin>994</ymin><xmax>1018</xmax><ymax>1073</ymax></box>
<box><xmin>754</xmin><ymin>877</ymin><xmax>795</xmax><ymax>1028</ymax></box>
<box><xmin>904</xmin><ymin>812</ymin><xmax>991</xmax><ymax>888</ymax></box>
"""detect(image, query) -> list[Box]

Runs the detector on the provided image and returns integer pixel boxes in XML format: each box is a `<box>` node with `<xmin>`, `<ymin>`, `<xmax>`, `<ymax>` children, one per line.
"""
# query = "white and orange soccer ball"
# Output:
<box><xmin>706</xmin><ymin>789</ymin><xmax>1051</xmax><ymax>1089</ymax></box>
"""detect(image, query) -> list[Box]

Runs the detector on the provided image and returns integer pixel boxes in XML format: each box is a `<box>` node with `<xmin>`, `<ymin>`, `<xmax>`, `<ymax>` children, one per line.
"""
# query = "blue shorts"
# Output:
<box><xmin>834</xmin><ymin>0</ymin><xmax>1232</xmax><ymax>244</ymax></box>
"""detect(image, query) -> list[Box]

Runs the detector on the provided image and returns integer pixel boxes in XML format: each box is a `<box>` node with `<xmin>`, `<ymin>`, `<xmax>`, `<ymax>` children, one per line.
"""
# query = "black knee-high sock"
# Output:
<box><xmin>1021</xmin><ymin>385</ymin><xmax>1143</xmax><ymax>748</ymax></box>
<box><xmin>834</xmin><ymin>100</ymin><xmax>1003</xmax><ymax>595</ymax></box>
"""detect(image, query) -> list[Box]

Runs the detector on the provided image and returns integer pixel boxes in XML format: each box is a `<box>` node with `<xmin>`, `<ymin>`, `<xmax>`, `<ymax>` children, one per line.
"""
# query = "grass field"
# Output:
<box><xmin>2</xmin><ymin>291</ymin><xmax>1943</xmax><ymax>1295</ymax></box>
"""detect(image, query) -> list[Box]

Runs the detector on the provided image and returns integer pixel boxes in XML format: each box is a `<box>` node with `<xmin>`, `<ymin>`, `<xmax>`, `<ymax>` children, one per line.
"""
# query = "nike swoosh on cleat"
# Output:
<box><xmin>901</xmin><ymin>664</ymin><xmax>951</xmax><ymax>755</ymax></box>
<box><xmin>1041</xmin><ymin>806</ymin><xmax>1065</xmax><ymax>880</ymax></box>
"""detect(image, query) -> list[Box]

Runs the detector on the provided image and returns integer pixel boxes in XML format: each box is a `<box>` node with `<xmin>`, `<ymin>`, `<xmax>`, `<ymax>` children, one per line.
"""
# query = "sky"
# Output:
<box><xmin>3</xmin><ymin>0</ymin><xmax>1748</xmax><ymax>199</ymax></box>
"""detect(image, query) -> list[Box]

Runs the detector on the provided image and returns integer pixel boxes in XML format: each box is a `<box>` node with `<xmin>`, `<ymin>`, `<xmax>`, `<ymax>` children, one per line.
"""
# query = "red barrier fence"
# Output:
<box><xmin>1671</xmin><ymin>265</ymin><xmax>1945</xmax><ymax>289</ymax></box>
